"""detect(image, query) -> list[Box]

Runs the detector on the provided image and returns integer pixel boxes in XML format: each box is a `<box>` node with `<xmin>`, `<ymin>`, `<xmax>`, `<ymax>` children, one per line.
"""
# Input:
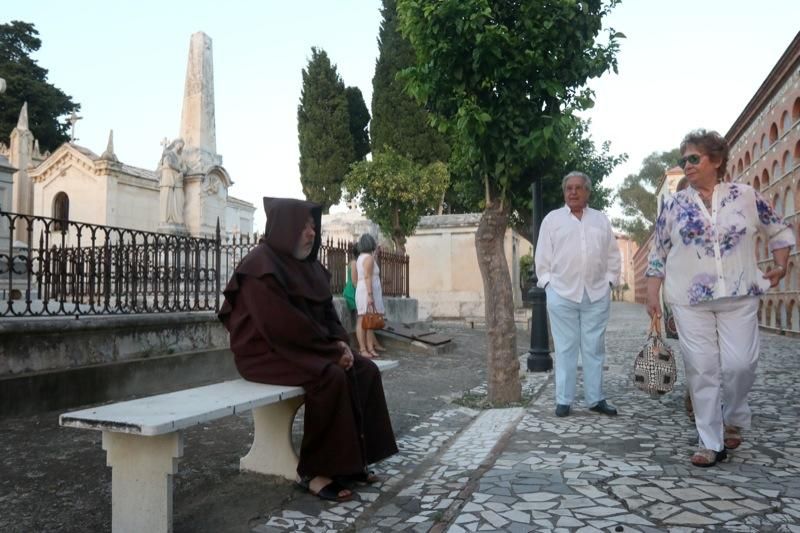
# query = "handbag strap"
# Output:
<box><xmin>367</xmin><ymin>302</ymin><xmax>377</xmax><ymax>314</ymax></box>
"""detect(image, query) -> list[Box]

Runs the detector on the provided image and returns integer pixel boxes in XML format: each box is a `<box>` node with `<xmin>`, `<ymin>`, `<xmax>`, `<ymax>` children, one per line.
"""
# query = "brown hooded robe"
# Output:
<box><xmin>218</xmin><ymin>197</ymin><xmax>397</xmax><ymax>478</ymax></box>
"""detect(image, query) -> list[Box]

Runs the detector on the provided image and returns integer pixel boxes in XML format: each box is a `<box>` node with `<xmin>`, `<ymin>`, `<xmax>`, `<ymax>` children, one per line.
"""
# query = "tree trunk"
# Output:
<box><xmin>475</xmin><ymin>200</ymin><xmax>521</xmax><ymax>405</ymax></box>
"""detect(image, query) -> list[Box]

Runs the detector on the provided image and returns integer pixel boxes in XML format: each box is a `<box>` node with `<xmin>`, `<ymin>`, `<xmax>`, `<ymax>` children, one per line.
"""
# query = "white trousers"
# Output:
<box><xmin>671</xmin><ymin>296</ymin><xmax>760</xmax><ymax>452</ymax></box>
<box><xmin>546</xmin><ymin>287</ymin><xmax>610</xmax><ymax>407</ymax></box>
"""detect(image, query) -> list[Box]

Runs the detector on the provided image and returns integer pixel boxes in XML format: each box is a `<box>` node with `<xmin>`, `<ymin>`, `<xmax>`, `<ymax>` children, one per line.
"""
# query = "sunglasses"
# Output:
<box><xmin>678</xmin><ymin>154</ymin><xmax>703</xmax><ymax>169</ymax></box>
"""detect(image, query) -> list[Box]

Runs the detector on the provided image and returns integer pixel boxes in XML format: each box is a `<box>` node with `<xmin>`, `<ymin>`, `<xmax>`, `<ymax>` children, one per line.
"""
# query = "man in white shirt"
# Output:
<box><xmin>535</xmin><ymin>171</ymin><xmax>621</xmax><ymax>417</ymax></box>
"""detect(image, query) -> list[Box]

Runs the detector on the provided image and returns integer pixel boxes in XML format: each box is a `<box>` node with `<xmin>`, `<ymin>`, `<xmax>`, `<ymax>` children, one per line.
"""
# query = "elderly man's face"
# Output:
<box><xmin>563</xmin><ymin>176</ymin><xmax>590</xmax><ymax>212</ymax></box>
<box><xmin>293</xmin><ymin>216</ymin><xmax>316</xmax><ymax>260</ymax></box>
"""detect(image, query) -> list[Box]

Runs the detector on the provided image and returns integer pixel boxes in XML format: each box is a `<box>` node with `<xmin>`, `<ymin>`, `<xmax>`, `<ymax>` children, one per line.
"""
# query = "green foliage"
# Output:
<box><xmin>344</xmin><ymin>148</ymin><xmax>449</xmax><ymax>252</ymax></box>
<box><xmin>298</xmin><ymin>47</ymin><xmax>355</xmax><ymax>212</ymax></box>
<box><xmin>0</xmin><ymin>21</ymin><xmax>80</xmax><ymax>152</ymax></box>
<box><xmin>396</xmin><ymin>0</ymin><xmax>624</xmax><ymax>227</ymax></box>
<box><xmin>345</xmin><ymin>86</ymin><xmax>371</xmax><ymax>161</ymax></box>
<box><xmin>519</xmin><ymin>253</ymin><xmax>533</xmax><ymax>278</ymax></box>
<box><xmin>371</xmin><ymin>0</ymin><xmax>449</xmax><ymax>166</ymax></box>
<box><xmin>613</xmin><ymin>148</ymin><xmax>680</xmax><ymax>245</ymax></box>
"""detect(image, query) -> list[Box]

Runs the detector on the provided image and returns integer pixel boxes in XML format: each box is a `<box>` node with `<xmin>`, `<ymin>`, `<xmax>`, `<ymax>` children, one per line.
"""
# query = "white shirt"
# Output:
<box><xmin>535</xmin><ymin>206</ymin><xmax>621</xmax><ymax>303</ymax></box>
<box><xmin>646</xmin><ymin>182</ymin><xmax>795</xmax><ymax>305</ymax></box>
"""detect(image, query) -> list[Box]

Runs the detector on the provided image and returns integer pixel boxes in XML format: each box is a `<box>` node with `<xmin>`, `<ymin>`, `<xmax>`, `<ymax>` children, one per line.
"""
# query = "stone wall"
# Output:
<box><xmin>0</xmin><ymin>296</ymin><xmax>417</xmax><ymax>416</ymax></box>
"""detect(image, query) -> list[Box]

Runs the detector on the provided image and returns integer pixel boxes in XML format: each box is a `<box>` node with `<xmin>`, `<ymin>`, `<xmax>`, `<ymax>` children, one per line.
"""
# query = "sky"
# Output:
<box><xmin>2</xmin><ymin>1</ymin><xmax>799</xmax><ymax>231</ymax></box>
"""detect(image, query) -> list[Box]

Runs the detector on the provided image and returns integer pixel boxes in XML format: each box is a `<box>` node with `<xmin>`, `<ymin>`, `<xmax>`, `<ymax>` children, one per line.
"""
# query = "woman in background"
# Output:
<box><xmin>355</xmin><ymin>234</ymin><xmax>386</xmax><ymax>358</ymax></box>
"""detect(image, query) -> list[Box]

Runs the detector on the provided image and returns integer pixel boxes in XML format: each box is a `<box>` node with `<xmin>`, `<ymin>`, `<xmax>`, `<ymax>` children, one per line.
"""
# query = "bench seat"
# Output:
<box><xmin>60</xmin><ymin>359</ymin><xmax>397</xmax><ymax>533</ymax></box>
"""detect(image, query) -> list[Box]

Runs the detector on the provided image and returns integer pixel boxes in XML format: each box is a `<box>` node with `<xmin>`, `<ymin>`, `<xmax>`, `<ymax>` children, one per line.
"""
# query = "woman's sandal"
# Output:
<box><xmin>690</xmin><ymin>447</ymin><xmax>727</xmax><ymax>467</ymax></box>
<box><xmin>724</xmin><ymin>425</ymin><xmax>742</xmax><ymax>450</ymax></box>
<box><xmin>296</xmin><ymin>477</ymin><xmax>353</xmax><ymax>502</ymax></box>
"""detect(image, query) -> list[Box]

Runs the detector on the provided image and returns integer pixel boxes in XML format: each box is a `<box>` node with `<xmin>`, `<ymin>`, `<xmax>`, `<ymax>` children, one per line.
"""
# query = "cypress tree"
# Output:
<box><xmin>345</xmin><ymin>86</ymin><xmax>370</xmax><ymax>161</ymax></box>
<box><xmin>297</xmin><ymin>47</ymin><xmax>354</xmax><ymax>212</ymax></box>
<box><xmin>371</xmin><ymin>0</ymin><xmax>449</xmax><ymax>166</ymax></box>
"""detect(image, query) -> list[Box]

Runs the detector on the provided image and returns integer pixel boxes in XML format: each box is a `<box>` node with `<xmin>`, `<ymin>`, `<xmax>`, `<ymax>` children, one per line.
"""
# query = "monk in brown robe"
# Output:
<box><xmin>218</xmin><ymin>197</ymin><xmax>398</xmax><ymax>501</ymax></box>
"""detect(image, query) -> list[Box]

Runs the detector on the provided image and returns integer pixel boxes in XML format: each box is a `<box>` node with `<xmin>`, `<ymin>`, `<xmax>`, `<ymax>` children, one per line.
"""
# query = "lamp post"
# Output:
<box><xmin>526</xmin><ymin>178</ymin><xmax>553</xmax><ymax>372</ymax></box>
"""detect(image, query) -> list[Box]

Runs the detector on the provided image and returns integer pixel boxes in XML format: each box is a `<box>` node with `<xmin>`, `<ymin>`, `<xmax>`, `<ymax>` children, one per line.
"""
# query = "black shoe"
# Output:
<box><xmin>589</xmin><ymin>400</ymin><xmax>618</xmax><ymax>416</ymax></box>
<box><xmin>555</xmin><ymin>404</ymin><xmax>571</xmax><ymax>417</ymax></box>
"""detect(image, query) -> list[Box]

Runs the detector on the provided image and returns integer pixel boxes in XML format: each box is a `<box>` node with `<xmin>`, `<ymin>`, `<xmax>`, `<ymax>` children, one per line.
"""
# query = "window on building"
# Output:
<box><xmin>784</xmin><ymin>186</ymin><xmax>793</xmax><ymax>216</ymax></box>
<box><xmin>783</xmin><ymin>111</ymin><xmax>791</xmax><ymax>133</ymax></box>
<box><xmin>753</xmin><ymin>142</ymin><xmax>760</xmax><ymax>160</ymax></box>
<box><xmin>762</xmin><ymin>168</ymin><xmax>770</xmax><ymax>188</ymax></box>
<box><xmin>53</xmin><ymin>192</ymin><xmax>69</xmax><ymax>232</ymax></box>
<box><xmin>773</xmin><ymin>160</ymin><xmax>781</xmax><ymax>180</ymax></box>
<box><xmin>784</xmin><ymin>151</ymin><xmax>792</xmax><ymax>174</ymax></box>
<box><xmin>773</xmin><ymin>192</ymin><xmax>782</xmax><ymax>216</ymax></box>
<box><xmin>769</xmin><ymin>123</ymin><xmax>778</xmax><ymax>144</ymax></box>
<box><xmin>753</xmin><ymin>176</ymin><xmax>760</xmax><ymax>191</ymax></box>
<box><xmin>744</xmin><ymin>152</ymin><xmax>750</xmax><ymax>167</ymax></box>
<box><xmin>738</xmin><ymin>158</ymin><xmax>744</xmax><ymax>173</ymax></box>
<box><xmin>795</xmin><ymin>140</ymin><xmax>800</xmax><ymax>167</ymax></box>
<box><xmin>761</xmin><ymin>133</ymin><xmax>769</xmax><ymax>154</ymax></box>
<box><xmin>794</xmin><ymin>97</ymin><xmax>800</xmax><ymax>122</ymax></box>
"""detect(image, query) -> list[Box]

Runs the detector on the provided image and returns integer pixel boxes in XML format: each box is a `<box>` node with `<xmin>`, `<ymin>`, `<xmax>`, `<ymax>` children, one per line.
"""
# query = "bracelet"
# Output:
<box><xmin>776</xmin><ymin>265</ymin><xmax>786</xmax><ymax>272</ymax></box>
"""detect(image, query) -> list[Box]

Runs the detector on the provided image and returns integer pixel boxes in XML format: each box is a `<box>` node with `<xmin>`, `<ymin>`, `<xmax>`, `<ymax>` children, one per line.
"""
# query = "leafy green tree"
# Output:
<box><xmin>0</xmin><ymin>21</ymin><xmax>80</xmax><ymax>152</ymax></box>
<box><xmin>613</xmin><ymin>148</ymin><xmax>680</xmax><ymax>245</ymax></box>
<box><xmin>371</xmin><ymin>0</ymin><xmax>449</xmax><ymax>166</ymax></box>
<box><xmin>345</xmin><ymin>86</ymin><xmax>371</xmax><ymax>161</ymax></box>
<box><xmin>298</xmin><ymin>47</ymin><xmax>354</xmax><ymax>212</ymax></box>
<box><xmin>344</xmin><ymin>148</ymin><xmax>449</xmax><ymax>253</ymax></box>
<box><xmin>398</xmin><ymin>0</ymin><xmax>623</xmax><ymax>404</ymax></box>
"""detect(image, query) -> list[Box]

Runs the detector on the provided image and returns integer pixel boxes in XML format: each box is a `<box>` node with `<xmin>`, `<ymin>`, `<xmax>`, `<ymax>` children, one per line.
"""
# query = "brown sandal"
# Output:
<box><xmin>724</xmin><ymin>425</ymin><xmax>742</xmax><ymax>450</ymax></box>
<box><xmin>690</xmin><ymin>447</ymin><xmax>727</xmax><ymax>467</ymax></box>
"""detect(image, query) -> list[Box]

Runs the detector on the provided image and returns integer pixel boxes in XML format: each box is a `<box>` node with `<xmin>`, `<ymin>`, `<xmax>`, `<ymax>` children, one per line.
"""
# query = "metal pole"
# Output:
<box><xmin>527</xmin><ymin>178</ymin><xmax>553</xmax><ymax>372</ymax></box>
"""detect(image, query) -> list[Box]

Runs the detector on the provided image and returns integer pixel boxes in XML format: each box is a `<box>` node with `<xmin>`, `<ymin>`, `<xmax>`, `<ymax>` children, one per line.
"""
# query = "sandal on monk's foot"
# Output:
<box><xmin>690</xmin><ymin>447</ymin><xmax>727</xmax><ymax>467</ymax></box>
<box><xmin>296</xmin><ymin>477</ymin><xmax>353</xmax><ymax>502</ymax></box>
<box><xmin>724</xmin><ymin>425</ymin><xmax>742</xmax><ymax>450</ymax></box>
<box><xmin>335</xmin><ymin>470</ymin><xmax>381</xmax><ymax>489</ymax></box>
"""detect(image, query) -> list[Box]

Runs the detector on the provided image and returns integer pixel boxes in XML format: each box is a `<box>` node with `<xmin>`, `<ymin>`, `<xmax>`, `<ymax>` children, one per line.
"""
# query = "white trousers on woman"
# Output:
<box><xmin>671</xmin><ymin>296</ymin><xmax>760</xmax><ymax>452</ymax></box>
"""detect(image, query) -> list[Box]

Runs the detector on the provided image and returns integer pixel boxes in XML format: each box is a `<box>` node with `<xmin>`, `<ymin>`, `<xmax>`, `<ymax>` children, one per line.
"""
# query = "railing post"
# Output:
<box><xmin>215</xmin><ymin>218</ymin><xmax>221</xmax><ymax>311</ymax></box>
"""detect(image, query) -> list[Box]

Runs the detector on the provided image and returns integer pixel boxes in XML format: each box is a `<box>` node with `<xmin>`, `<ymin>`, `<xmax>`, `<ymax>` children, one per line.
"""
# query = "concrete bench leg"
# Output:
<box><xmin>102</xmin><ymin>431</ymin><xmax>184</xmax><ymax>533</ymax></box>
<box><xmin>240</xmin><ymin>395</ymin><xmax>304</xmax><ymax>480</ymax></box>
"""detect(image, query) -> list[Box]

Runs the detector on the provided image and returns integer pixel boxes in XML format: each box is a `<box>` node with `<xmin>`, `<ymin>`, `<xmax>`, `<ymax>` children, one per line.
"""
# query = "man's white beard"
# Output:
<box><xmin>293</xmin><ymin>242</ymin><xmax>313</xmax><ymax>260</ymax></box>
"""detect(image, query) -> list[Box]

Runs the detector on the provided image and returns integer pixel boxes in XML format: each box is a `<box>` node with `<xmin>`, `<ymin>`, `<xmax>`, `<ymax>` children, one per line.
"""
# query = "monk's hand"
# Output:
<box><xmin>336</xmin><ymin>341</ymin><xmax>354</xmax><ymax>370</ymax></box>
<box><xmin>764</xmin><ymin>265</ymin><xmax>786</xmax><ymax>288</ymax></box>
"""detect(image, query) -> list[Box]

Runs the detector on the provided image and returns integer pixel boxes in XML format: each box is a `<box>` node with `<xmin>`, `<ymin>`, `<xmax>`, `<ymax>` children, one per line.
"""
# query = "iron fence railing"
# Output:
<box><xmin>0</xmin><ymin>211</ymin><xmax>409</xmax><ymax>317</ymax></box>
<box><xmin>0</xmin><ymin>211</ymin><xmax>221</xmax><ymax>316</ymax></box>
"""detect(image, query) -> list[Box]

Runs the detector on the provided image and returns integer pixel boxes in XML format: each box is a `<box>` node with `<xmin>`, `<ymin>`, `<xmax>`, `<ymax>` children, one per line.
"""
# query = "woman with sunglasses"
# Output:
<box><xmin>645</xmin><ymin>129</ymin><xmax>794</xmax><ymax>467</ymax></box>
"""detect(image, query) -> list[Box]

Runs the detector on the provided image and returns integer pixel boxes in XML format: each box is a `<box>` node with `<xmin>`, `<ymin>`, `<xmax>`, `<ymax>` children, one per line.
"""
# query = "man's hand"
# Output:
<box><xmin>336</xmin><ymin>341</ymin><xmax>354</xmax><ymax>370</ymax></box>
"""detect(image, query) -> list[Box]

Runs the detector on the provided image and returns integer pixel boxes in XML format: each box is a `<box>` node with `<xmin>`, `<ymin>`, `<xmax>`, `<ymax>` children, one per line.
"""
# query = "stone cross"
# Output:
<box><xmin>68</xmin><ymin>111</ymin><xmax>83</xmax><ymax>142</ymax></box>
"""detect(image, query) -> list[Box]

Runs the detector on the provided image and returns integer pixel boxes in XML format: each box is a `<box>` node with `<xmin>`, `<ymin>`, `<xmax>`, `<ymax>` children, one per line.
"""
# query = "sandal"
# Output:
<box><xmin>690</xmin><ymin>447</ymin><xmax>727</xmax><ymax>467</ymax></box>
<box><xmin>296</xmin><ymin>477</ymin><xmax>352</xmax><ymax>502</ymax></box>
<box><xmin>335</xmin><ymin>470</ymin><xmax>382</xmax><ymax>489</ymax></box>
<box><xmin>724</xmin><ymin>425</ymin><xmax>742</xmax><ymax>450</ymax></box>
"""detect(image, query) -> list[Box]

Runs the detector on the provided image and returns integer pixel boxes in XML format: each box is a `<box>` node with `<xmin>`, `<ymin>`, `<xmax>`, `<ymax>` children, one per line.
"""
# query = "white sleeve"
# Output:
<box><xmin>535</xmin><ymin>215</ymin><xmax>553</xmax><ymax>288</ymax></box>
<box><xmin>605</xmin><ymin>219</ymin><xmax>622</xmax><ymax>286</ymax></box>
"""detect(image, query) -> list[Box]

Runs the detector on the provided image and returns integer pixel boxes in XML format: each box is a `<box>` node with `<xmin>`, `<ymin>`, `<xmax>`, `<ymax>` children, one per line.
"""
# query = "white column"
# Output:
<box><xmin>102</xmin><ymin>432</ymin><xmax>184</xmax><ymax>533</ymax></box>
<box><xmin>239</xmin><ymin>396</ymin><xmax>303</xmax><ymax>480</ymax></box>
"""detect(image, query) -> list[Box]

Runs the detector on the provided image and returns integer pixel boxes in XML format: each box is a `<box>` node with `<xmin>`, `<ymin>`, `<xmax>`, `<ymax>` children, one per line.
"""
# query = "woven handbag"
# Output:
<box><xmin>633</xmin><ymin>315</ymin><xmax>677</xmax><ymax>397</ymax></box>
<box><xmin>362</xmin><ymin>303</ymin><xmax>385</xmax><ymax>330</ymax></box>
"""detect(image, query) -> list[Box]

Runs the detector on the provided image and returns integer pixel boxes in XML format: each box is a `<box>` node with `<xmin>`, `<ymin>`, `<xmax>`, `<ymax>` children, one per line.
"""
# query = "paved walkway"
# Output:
<box><xmin>256</xmin><ymin>302</ymin><xmax>800</xmax><ymax>533</ymax></box>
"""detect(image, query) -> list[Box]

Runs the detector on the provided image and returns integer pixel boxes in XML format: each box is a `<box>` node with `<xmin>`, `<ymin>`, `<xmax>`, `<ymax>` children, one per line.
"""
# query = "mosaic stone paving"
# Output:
<box><xmin>253</xmin><ymin>304</ymin><xmax>800</xmax><ymax>532</ymax></box>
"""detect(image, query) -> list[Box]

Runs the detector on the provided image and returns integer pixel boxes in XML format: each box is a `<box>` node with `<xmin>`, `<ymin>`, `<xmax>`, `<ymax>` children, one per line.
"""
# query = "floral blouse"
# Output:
<box><xmin>646</xmin><ymin>182</ymin><xmax>795</xmax><ymax>306</ymax></box>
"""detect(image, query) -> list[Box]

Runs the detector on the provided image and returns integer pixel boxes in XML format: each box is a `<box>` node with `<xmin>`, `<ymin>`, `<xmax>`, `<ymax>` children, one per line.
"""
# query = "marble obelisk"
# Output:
<box><xmin>179</xmin><ymin>32</ymin><xmax>222</xmax><ymax>175</ymax></box>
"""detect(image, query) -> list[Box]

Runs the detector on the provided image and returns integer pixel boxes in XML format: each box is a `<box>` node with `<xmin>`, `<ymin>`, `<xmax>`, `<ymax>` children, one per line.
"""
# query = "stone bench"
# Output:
<box><xmin>59</xmin><ymin>359</ymin><xmax>398</xmax><ymax>533</ymax></box>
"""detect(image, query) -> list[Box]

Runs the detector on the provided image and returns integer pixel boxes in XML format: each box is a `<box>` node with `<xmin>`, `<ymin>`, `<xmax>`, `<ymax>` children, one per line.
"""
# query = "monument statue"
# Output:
<box><xmin>158</xmin><ymin>138</ymin><xmax>187</xmax><ymax>227</ymax></box>
<box><xmin>0</xmin><ymin>77</ymin><xmax>6</xmax><ymax>93</ymax></box>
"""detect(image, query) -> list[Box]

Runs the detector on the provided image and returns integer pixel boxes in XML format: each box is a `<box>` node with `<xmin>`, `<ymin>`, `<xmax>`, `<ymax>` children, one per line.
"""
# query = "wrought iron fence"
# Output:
<box><xmin>0</xmin><ymin>211</ymin><xmax>220</xmax><ymax>317</ymax></box>
<box><xmin>0</xmin><ymin>211</ymin><xmax>409</xmax><ymax>317</ymax></box>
